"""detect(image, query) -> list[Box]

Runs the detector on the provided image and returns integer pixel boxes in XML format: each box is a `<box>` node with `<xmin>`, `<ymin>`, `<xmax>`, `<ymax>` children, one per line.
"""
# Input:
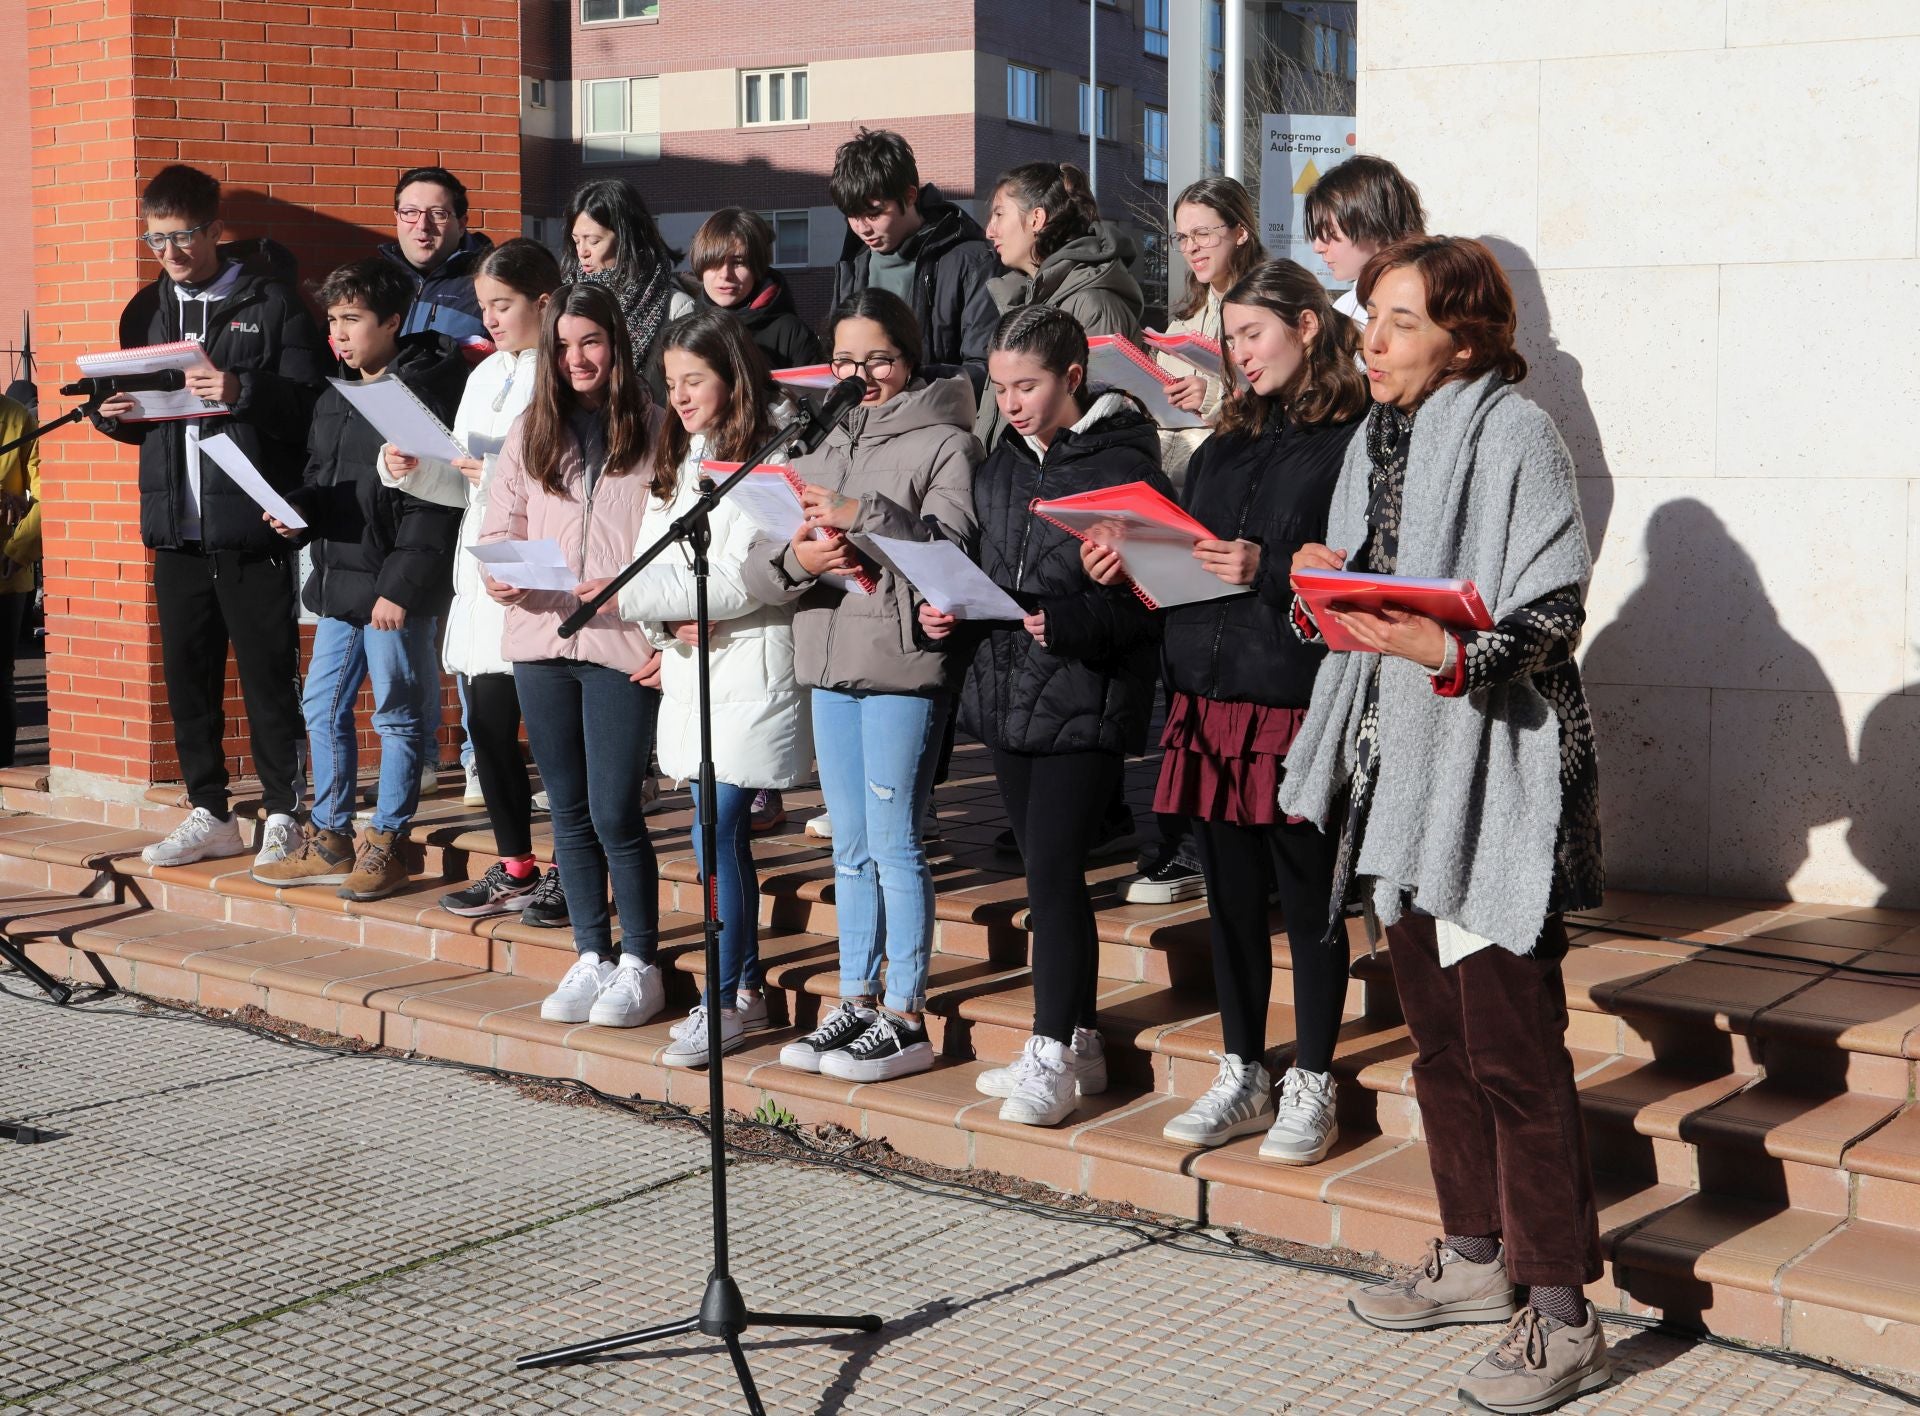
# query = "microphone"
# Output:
<box><xmin>61</xmin><ymin>369</ymin><xmax>188</xmax><ymax>399</ymax></box>
<box><xmin>815</xmin><ymin>374</ymin><xmax>869</xmax><ymax>427</ymax></box>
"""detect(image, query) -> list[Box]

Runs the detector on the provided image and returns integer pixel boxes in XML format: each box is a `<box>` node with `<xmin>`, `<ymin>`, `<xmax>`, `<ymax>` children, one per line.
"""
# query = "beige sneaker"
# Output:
<box><xmin>339</xmin><ymin>827</ymin><xmax>408</xmax><ymax>902</ymax></box>
<box><xmin>250</xmin><ymin>824</ymin><xmax>355</xmax><ymax>887</ymax></box>
<box><xmin>1348</xmin><ymin>1238</ymin><xmax>1517</xmax><ymax>1331</ymax></box>
<box><xmin>1457</xmin><ymin>1304</ymin><xmax>1610</xmax><ymax>1414</ymax></box>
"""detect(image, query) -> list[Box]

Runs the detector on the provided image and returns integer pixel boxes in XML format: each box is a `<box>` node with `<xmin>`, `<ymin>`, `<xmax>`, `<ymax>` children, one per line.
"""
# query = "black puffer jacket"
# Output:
<box><xmin>831</xmin><ymin>183</ymin><xmax>999</xmax><ymax>378</ymax></box>
<box><xmin>288</xmin><ymin>337</ymin><xmax>467</xmax><ymax>624</ymax></box>
<box><xmin>106</xmin><ymin>238</ymin><xmax>327</xmax><ymax>554</ymax></box>
<box><xmin>955</xmin><ymin>394</ymin><xmax>1167</xmax><ymax>756</ymax></box>
<box><xmin>698</xmin><ymin>270</ymin><xmax>822</xmax><ymax>371</ymax></box>
<box><xmin>1163</xmin><ymin>412</ymin><xmax>1364</xmax><ymax>708</ymax></box>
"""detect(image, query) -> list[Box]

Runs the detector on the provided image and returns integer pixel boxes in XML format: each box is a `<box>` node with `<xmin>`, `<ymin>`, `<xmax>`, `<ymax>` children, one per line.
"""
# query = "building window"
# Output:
<box><xmin>1143</xmin><ymin>106</ymin><xmax>1167</xmax><ymax>184</ymax></box>
<box><xmin>1207</xmin><ymin>1</ymin><xmax>1223</xmax><ymax>72</ymax></box>
<box><xmin>759</xmin><ymin>210</ymin><xmax>811</xmax><ymax>267</ymax></box>
<box><xmin>1313</xmin><ymin>24</ymin><xmax>1338</xmax><ymax>73</ymax></box>
<box><xmin>741</xmin><ymin>67</ymin><xmax>808</xmax><ymax>126</ymax></box>
<box><xmin>582</xmin><ymin>77</ymin><xmax>660</xmax><ymax>164</ymax></box>
<box><xmin>581</xmin><ymin>0</ymin><xmax>658</xmax><ymax>21</ymax></box>
<box><xmin>1205</xmin><ymin>119</ymin><xmax>1222</xmax><ymax>176</ymax></box>
<box><xmin>1144</xmin><ymin>0</ymin><xmax>1168</xmax><ymax>57</ymax></box>
<box><xmin>1007</xmin><ymin>63</ymin><xmax>1048</xmax><ymax>127</ymax></box>
<box><xmin>1077</xmin><ymin>83</ymin><xmax>1116</xmax><ymax>140</ymax></box>
<box><xmin>528</xmin><ymin>79</ymin><xmax>548</xmax><ymax>109</ymax></box>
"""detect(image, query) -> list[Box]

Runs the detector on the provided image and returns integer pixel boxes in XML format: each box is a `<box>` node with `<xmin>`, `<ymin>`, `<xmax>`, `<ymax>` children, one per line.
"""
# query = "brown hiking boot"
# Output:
<box><xmin>250</xmin><ymin>824</ymin><xmax>355</xmax><ymax>887</ymax></box>
<box><xmin>1349</xmin><ymin>1237</ymin><xmax>1516</xmax><ymax>1331</ymax></box>
<box><xmin>1457</xmin><ymin>1304</ymin><xmax>1610</xmax><ymax>1413</ymax></box>
<box><xmin>339</xmin><ymin>827</ymin><xmax>408</xmax><ymax>902</ymax></box>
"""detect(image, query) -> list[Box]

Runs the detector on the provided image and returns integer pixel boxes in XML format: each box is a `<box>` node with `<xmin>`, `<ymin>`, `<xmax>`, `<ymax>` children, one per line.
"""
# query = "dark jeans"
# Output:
<box><xmin>993</xmin><ymin>747</ymin><xmax>1120</xmax><ymax>1043</ymax></box>
<box><xmin>1193</xmin><ymin>815</ymin><xmax>1342</xmax><ymax>1070</ymax></box>
<box><xmin>690</xmin><ymin>779</ymin><xmax>760</xmax><ymax>1003</ymax></box>
<box><xmin>1385</xmin><ymin>914</ymin><xmax>1603</xmax><ymax>1287</ymax></box>
<box><xmin>154</xmin><ymin>546</ymin><xmax>303</xmax><ymax>818</ymax></box>
<box><xmin>0</xmin><ymin>591</ymin><xmax>30</xmax><ymax>768</ymax></box>
<box><xmin>466</xmin><ymin>671</ymin><xmax>533</xmax><ymax>859</ymax></box>
<box><xmin>514</xmin><ymin>659</ymin><xmax>660</xmax><ymax>962</ymax></box>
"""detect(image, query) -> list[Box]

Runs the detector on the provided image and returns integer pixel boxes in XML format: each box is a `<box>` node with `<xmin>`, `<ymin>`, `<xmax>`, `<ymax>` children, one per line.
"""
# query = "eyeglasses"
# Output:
<box><xmin>137</xmin><ymin>224</ymin><xmax>213</xmax><ymax>251</ymax></box>
<box><xmin>829</xmin><ymin>354</ymin><xmax>900</xmax><ymax>379</ymax></box>
<box><xmin>1173</xmin><ymin>223</ymin><xmax>1232</xmax><ymax>251</ymax></box>
<box><xmin>396</xmin><ymin>206</ymin><xmax>457</xmax><ymax>226</ymax></box>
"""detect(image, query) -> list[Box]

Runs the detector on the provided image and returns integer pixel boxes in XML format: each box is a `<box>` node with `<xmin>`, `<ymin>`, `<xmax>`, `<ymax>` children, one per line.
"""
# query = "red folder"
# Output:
<box><xmin>769</xmin><ymin>363</ymin><xmax>841</xmax><ymax>391</ymax></box>
<box><xmin>1030</xmin><ymin>481</ymin><xmax>1244</xmax><ymax>611</ymax></box>
<box><xmin>1291</xmin><ymin>568</ymin><xmax>1493</xmax><ymax>653</ymax></box>
<box><xmin>1142</xmin><ymin>329</ymin><xmax>1225</xmax><ymax>381</ymax></box>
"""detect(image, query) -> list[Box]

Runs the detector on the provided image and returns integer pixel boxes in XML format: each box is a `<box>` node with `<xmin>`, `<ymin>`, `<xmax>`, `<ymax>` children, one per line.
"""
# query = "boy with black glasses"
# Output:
<box><xmin>93</xmin><ymin>164</ymin><xmax>323</xmax><ymax>870</ymax></box>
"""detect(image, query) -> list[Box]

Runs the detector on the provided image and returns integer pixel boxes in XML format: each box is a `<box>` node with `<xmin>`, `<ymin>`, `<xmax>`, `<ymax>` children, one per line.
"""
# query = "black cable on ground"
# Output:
<box><xmin>5</xmin><ymin>974</ymin><xmax>1917</xmax><ymax>1409</ymax></box>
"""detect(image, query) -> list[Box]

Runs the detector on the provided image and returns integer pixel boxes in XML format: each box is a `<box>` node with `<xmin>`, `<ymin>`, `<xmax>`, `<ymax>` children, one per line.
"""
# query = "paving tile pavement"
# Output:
<box><xmin>1</xmin><ymin>986</ymin><xmax>1912</xmax><ymax>1415</ymax></box>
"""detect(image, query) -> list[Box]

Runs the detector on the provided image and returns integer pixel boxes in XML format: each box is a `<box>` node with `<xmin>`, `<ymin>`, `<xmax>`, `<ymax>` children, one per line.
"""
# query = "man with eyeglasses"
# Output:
<box><xmin>376</xmin><ymin>166</ymin><xmax>495</xmax><ymax>358</ymax></box>
<box><xmin>91</xmin><ymin>164</ymin><xmax>324</xmax><ymax>873</ymax></box>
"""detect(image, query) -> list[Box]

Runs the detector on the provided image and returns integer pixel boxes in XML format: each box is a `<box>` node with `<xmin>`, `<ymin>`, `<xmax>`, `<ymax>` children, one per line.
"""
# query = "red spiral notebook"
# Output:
<box><xmin>1030</xmin><ymin>481</ymin><xmax>1245</xmax><ymax>611</ymax></box>
<box><xmin>75</xmin><ymin>340</ymin><xmax>226</xmax><ymax>422</ymax></box>
<box><xmin>769</xmin><ymin>363</ymin><xmax>841</xmax><ymax>392</ymax></box>
<box><xmin>1142</xmin><ymin>329</ymin><xmax>1225</xmax><ymax>381</ymax></box>
<box><xmin>1086</xmin><ymin>335</ymin><xmax>1206</xmax><ymax>430</ymax></box>
<box><xmin>699</xmin><ymin>459</ymin><xmax>876</xmax><ymax>596</ymax></box>
<box><xmin>1291</xmin><ymin>568</ymin><xmax>1494</xmax><ymax>653</ymax></box>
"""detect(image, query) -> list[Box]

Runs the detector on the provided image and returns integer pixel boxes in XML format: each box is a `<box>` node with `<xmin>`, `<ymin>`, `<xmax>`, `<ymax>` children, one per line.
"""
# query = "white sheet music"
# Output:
<box><xmin>330</xmin><ymin>376</ymin><xmax>466</xmax><ymax>462</ymax></box>
<box><xmin>196</xmin><ymin>432</ymin><xmax>306</xmax><ymax>529</ymax></box>
<box><xmin>468</xmin><ymin>539</ymin><xmax>578</xmax><ymax>592</ymax></box>
<box><xmin>863</xmin><ymin>534</ymin><xmax>1024</xmax><ymax>621</ymax></box>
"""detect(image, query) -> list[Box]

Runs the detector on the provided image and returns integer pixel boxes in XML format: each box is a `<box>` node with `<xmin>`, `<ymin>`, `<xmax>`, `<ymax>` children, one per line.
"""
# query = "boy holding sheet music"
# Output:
<box><xmin>253</xmin><ymin>259</ymin><xmax>464</xmax><ymax>902</ymax></box>
<box><xmin>92</xmin><ymin>165</ymin><xmax>324</xmax><ymax>874</ymax></box>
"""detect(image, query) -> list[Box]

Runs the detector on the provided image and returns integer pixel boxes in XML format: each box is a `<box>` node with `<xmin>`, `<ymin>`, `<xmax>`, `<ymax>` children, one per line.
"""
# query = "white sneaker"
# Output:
<box><xmin>1162</xmin><ymin>1053</ymin><xmax>1274</xmax><ymax>1147</ymax></box>
<box><xmin>463</xmin><ymin>765</ymin><xmax>485</xmax><ymax>807</ymax></box>
<box><xmin>804</xmin><ymin>811</ymin><xmax>832</xmax><ymax>840</ymax></box>
<box><xmin>141</xmin><ymin>807</ymin><xmax>246</xmax><ymax>867</ymax></box>
<box><xmin>252</xmin><ymin>813</ymin><xmax>300</xmax><ymax>871</ymax></box>
<box><xmin>977</xmin><ymin>1026</ymin><xmax>1108</xmax><ymax>1099</ymax></box>
<box><xmin>587</xmin><ymin>956</ymin><xmax>665</xmax><ymax>1027</ymax></box>
<box><xmin>660</xmin><ymin>1005</ymin><xmax>746</xmax><ymax>1068</ymax></box>
<box><xmin>999</xmin><ymin>1037</ymin><xmax>1078</xmax><ymax>1127</ymax></box>
<box><xmin>672</xmin><ymin>991</ymin><xmax>769</xmax><ymax>1038</ymax></box>
<box><xmin>779</xmin><ymin>1000</ymin><xmax>876</xmax><ymax>1072</ymax></box>
<box><xmin>419</xmin><ymin>763</ymin><xmax>439</xmax><ymax>798</ymax></box>
<box><xmin>1260</xmin><ymin>1067</ymin><xmax>1339</xmax><ymax>1164</ymax></box>
<box><xmin>533</xmin><ymin>789</ymin><xmax>550</xmax><ymax>812</ymax></box>
<box><xmin>540</xmin><ymin>954</ymin><xmax>614</xmax><ymax>1024</ymax></box>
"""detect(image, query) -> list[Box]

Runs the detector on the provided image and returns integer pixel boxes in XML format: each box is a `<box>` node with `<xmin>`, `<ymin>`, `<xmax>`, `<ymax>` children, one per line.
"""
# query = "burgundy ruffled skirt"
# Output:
<box><xmin>1152</xmin><ymin>692</ymin><xmax>1308</xmax><ymax>827</ymax></box>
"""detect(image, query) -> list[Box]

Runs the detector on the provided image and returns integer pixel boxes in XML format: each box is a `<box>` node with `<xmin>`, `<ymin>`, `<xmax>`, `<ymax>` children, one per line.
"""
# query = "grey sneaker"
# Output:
<box><xmin>1161</xmin><ymin>1053</ymin><xmax>1273</xmax><ymax>1146</ymax></box>
<box><xmin>977</xmin><ymin>1026</ymin><xmax>1107</xmax><ymax>1099</ymax></box>
<box><xmin>1259</xmin><ymin>1067</ymin><xmax>1339</xmax><ymax>1164</ymax></box>
<box><xmin>1457</xmin><ymin>1304</ymin><xmax>1610</xmax><ymax>1414</ymax></box>
<box><xmin>1349</xmin><ymin>1238</ymin><xmax>1517</xmax><ymax>1332</ymax></box>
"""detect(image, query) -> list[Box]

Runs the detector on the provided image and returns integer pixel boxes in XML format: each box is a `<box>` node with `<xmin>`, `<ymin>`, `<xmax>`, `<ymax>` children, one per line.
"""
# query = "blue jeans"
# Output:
<box><xmin>304</xmin><ymin>614</ymin><xmax>439</xmax><ymax>835</ymax></box>
<box><xmin>690</xmin><ymin>780</ymin><xmax>761</xmax><ymax>1004</ymax></box>
<box><xmin>515</xmin><ymin>659</ymin><xmax>660</xmax><ymax>961</ymax></box>
<box><xmin>811</xmin><ymin>688</ymin><xmax>946</xmax><ymax>1014</ymax></box>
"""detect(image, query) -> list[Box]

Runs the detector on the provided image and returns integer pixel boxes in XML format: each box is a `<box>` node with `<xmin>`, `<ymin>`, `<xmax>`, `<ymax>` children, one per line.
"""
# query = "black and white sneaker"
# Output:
<box><xmin>778</xmin><ymin>1000</ymin><xmax>877</xmax><ymax>1073</ymax></box>
<box><xmin>819</xmin><ymin>1011</ymin><xmax>935</xmax><ymax>1082</ymax></box>
<box><xmin>519</xmin><ymin>866</ymin><xmax>570</xmax><ymax>928</ymax></box>
<box><xmin>1125</xmin><ymin>855</ymin><xmax>1207</xmax><ymax>905</ymax></box>
<box><xmin>439</xmin><ymin>862</ymin><xmax>539</xmax><ymax>918</ymax></box>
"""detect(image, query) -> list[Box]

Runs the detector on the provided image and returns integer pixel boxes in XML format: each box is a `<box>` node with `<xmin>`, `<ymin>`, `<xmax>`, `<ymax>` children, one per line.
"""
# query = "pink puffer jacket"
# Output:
<box><xmin>479</xmin><ymin>413</ymin><xmax>661</xmax><ymax>675</ymax></box>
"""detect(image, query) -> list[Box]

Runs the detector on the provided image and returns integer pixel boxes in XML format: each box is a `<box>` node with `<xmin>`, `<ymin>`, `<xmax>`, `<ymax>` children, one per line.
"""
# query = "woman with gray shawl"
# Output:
<box><xmin>562</xmin><ymin>178</ymin><xmax>696</xmax><ymax>402</ymax></box>
<box><xmin>1281</xmin><ymin>237</ymin><xmax>1610</xmax><ymax>1414</ymax></box>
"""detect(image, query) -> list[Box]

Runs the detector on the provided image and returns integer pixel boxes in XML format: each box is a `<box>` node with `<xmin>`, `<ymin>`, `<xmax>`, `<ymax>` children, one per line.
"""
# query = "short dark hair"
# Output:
<box><xmin>393</xmin><ymin>165</ymin><xmax>469</xmax><ymax>220</ymax></box>
<box><xmin>688</xmin><ymin>208</ymin><xmax>772</xmax><ymax>283</ymax></box>
<box><xmin>1358</xmin><ymin>236</ymin><xmax>1527</xmax><ymax>390</ymax></box>
<box><xmin>141</xmin><ymin>165</ymin><xmax>221</xmax><ymax>226</ymax></box>
<box><xmin>830</xmin><ymin>128</ymin><xmax>920</xmax><ymax>215</ymax></box>
<box><xmin>477</xmin><ymin>238</ymin><xmax>563</xmax><ymax>300</ymax></box>
<box><xmin>316</xmin><ymin>258</ymin><xmax>414</xmax><ymax>324</ymax></box>
<box><xmin>560</xmin><ymin>178</ymin><xmax>677</xmax><ymax>280</ymax></box>
<box><xmin>1303</xmin><ymin>155</ymin><xmax>1426</xmax><ymax>250</ymax></box>
<box><xmin>826</xmin><ymin>289</ymin><xmax>923</xmax><ymax>374</ymax></box>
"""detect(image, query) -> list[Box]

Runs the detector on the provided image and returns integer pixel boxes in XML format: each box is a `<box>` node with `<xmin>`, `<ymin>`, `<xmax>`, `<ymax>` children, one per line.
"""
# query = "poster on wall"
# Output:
<box><xmin>1259</xmin><ymin>114</ymin><xmax>1357</xmax><ymax>288</ymax></box>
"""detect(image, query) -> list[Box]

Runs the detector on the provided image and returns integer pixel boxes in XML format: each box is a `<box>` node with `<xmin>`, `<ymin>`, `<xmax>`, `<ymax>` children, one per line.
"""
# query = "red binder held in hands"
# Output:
<box><xmin>1030</xmin><ymin>481</ymin><xmax>1245</xmax><ymax>611</ymax></box>
<box><xmin>1291</xmin><ymin>568</ymin><xmax>1493</xmax><ymax>653</ymax></box>
<box><xmin>1086</xmin><ymin>335</ymin><xmax>1207</xmax><ymax>430</ymax></box>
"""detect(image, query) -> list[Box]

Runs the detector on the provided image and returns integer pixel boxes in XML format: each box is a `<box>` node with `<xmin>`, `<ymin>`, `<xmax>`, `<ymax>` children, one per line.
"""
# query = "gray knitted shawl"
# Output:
<box><xmin>1277</xmin><ymin>372</ymin><xmax>1591</xmax><ymax>952</ymax></box>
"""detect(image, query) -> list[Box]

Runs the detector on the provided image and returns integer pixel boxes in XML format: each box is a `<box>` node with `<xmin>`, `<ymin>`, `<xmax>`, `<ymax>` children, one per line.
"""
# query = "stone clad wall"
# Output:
<box><xmin>1359</xmin><ymin>1</ymin><xmax>1920</xmax><ymax>907</ymax></box>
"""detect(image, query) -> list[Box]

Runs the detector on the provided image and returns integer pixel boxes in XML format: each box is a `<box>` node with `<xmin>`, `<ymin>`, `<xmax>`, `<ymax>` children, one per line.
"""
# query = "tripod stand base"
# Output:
<box><xmin>517</xmin><ymin>1272</ymin><xmax>881</xmax><ymax>1415</ymax></box>
<box><xmin>0</xmin><ymin>939</ymin><xmax>74</xmax><ymax>1004</ymax></box>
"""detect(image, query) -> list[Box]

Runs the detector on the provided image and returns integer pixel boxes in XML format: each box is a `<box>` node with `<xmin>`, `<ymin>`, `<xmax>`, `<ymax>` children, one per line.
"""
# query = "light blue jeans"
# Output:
<box><xmin>811</xmin><ymin>688</ymin><xmax>947</xmax><ymax>1014</ymax></box>
<box><xmin>304</xmin><ymin>614</ymin><xmax>439</xmax><ymax>835</ymax></box>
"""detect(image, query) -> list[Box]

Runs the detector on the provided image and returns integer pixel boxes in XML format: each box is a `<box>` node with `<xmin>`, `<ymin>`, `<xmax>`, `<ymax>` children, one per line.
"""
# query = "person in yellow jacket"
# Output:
<box><xmin>0</xmin><ymin>392</ymin><xmax>42</xmax><ymax>768</ymax></box>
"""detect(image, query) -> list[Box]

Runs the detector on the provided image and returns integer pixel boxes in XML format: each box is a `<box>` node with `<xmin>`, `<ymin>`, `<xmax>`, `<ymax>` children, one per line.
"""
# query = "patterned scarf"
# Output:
<box><xmin>582</xmin><ymin>259</ymin><xmax>675</xmax><ymax>371</ymax></box>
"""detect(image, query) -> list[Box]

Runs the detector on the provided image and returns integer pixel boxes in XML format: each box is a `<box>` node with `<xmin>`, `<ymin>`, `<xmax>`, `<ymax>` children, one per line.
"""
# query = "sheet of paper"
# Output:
<box><xmin>864</xmin><ymin>534</ymin><xmax>1023</xmax><ymax>621</ymax></box>
<box><xmin>196</xmin><ymin>432</ymin><xmax>306</xmax><ymax>529</ymax></box>
<box><xmin>722</xmin><ymin>472</ymin><xmax>807</xmax><ymax>542</ymax></box>
<box><xmin>468</xmin><ymin>539</ymin><xmax>579</xmax><ymax>592</ymax></box>
<box><xmin>330</xmin><ymin>376</ymin><xmax>467</xmax><ymax>462</ymax></box>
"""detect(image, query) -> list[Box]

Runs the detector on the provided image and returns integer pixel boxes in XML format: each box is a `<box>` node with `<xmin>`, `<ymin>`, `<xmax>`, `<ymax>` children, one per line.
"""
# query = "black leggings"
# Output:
<box><xmin>466</xmin><ymin>671</ymin><xmax>534</xmax><ymax>859</ymax></box>
<box><xmin>993</xmin><ymin>748</ymin><xmax>1120</xmax><ymax>1043</ymax></box>
<box><xmin>1193</xmin><ymin>815</ymin><xmax>1344</xmax><ymax>1071</ymax></box>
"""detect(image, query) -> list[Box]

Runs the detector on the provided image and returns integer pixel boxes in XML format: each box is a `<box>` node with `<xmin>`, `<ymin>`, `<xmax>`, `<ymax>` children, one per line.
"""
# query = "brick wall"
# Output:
<box><xmin>29</xmin><ymin>0</ymin><xmax>521</xmax><ymax>795</ymax></box>
<box><xmin>0</xmin><ymin>3</ymin><xmax>32</xmax><ymax>379</ymax></box>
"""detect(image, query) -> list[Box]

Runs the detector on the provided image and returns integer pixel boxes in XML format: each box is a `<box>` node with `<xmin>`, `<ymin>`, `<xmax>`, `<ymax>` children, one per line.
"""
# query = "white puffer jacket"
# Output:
<box><xmin>375</xmin><ymin>346</ymin><xmax>539</xmax><ymax>676</ymax></box>
<box><xmin>616</xmin><ymin>436</ymin><xmax>812</xmax><ymax>790</ymax></box>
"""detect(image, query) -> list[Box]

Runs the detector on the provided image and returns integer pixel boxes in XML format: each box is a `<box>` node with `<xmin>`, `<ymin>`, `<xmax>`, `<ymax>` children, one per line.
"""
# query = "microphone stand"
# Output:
<box><xmin>517</xmin><ymin>397</ymin><xmax>881</xmax><ymax>1410</ymax></box>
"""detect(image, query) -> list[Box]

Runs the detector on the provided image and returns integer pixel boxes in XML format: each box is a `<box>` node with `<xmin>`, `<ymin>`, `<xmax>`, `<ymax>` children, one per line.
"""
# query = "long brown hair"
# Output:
<box><xmin>520</xmin><ymin>282</ymin><xmax>651</xmax><ymax>498</ymax></box>
<box><xmin>650</xmin><ymin>309</ymin><xmax>780</xmax><ymax>504</ymax></box>
<box><xmin>1171</xmin><ymin>176</ymin><xmax>1265</xmax><ymax>321</ymax></box>
<box><xmin>1213</xmin><ymin>260</ymin><xmax>1368</xmax><ymax>435</ymax></box>
<box><xmin>1358</xmin><ymin>235</ymin><xmax>1528</xmax><ymax>390</ymax></box>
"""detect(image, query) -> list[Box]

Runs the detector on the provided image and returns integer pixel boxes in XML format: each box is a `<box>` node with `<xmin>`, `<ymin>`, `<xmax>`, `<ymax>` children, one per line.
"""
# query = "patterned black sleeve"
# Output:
<box><xmin>1456</xmin><ymin>587</ymin><xmax>1586</xmax><ymax>693</ymax></box>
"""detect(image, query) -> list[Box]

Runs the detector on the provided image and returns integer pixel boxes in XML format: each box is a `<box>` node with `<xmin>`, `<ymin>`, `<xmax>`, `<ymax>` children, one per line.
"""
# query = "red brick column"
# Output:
<box><xmin>29</xmin><ymin>0</ymin><xmax>521</xmax><ymax>801</ymax></box>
